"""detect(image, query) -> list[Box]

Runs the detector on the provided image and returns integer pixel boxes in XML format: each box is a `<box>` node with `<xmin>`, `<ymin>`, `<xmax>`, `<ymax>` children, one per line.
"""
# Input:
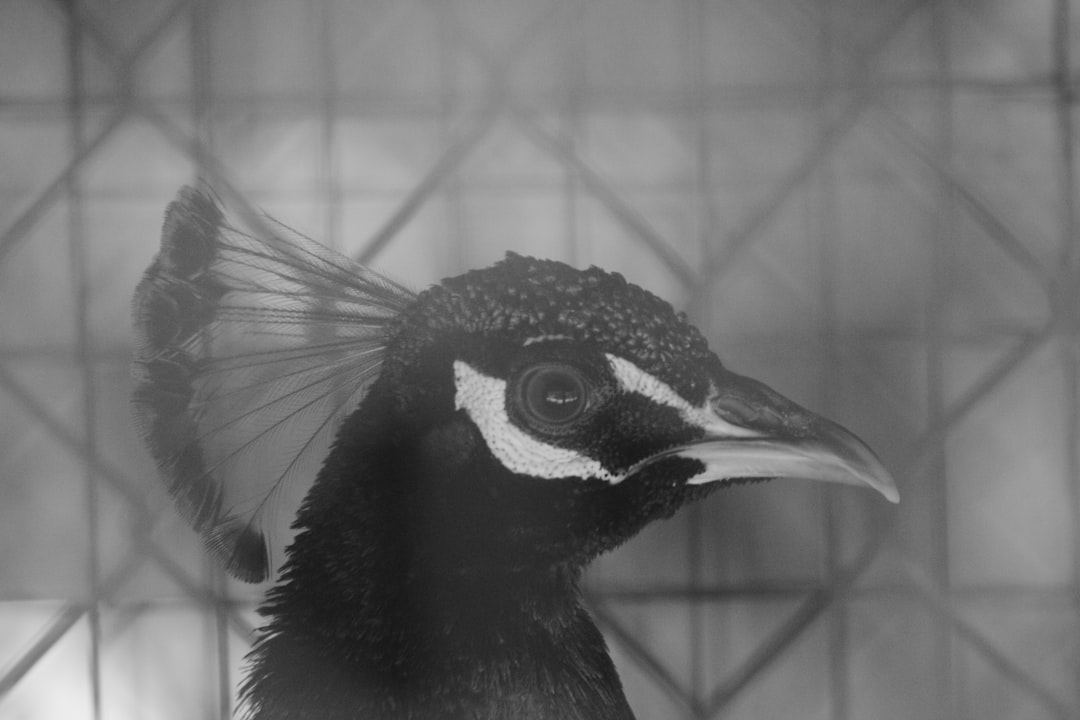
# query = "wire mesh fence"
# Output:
<box><xmin>0</xmin><ymin>1</ymin><xmax>1077</xmax><ymax>718</ymax></box>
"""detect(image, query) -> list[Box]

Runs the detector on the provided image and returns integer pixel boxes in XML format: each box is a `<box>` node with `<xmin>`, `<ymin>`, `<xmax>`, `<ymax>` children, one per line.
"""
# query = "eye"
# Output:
<box><xmin>515</xmin><ymin>364</ymin><xmax>590</xmax><ymax>428</ymax></box>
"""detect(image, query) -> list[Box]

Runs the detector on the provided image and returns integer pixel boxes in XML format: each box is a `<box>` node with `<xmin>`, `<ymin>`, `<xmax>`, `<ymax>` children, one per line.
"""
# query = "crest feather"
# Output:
<box><xmin>132</xmin><ymin>187</ymin><xmax>417</xmax><ymax>581</ymax></box>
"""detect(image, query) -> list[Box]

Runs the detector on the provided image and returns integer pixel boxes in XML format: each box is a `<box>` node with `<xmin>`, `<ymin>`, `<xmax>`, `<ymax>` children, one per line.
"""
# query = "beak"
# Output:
<box><xmin>632</xmin><ymin>371</ymin><xmax>899</xmax><ymax>503</ymax></box>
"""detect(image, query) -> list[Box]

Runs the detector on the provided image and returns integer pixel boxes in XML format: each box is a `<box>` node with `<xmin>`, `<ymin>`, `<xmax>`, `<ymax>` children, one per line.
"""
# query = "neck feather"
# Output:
<box><xmin>240</xmin><ymin>425</ymin><xmax>636</xmax><ymax>720</ymax></box>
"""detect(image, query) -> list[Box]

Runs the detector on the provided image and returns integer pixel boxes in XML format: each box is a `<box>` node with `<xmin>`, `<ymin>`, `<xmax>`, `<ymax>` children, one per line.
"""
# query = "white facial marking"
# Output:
<box><xmin>453</xmin><ymin>360</ymin><xmax>622</xmax><ymax>483</ymax></box>
<box><xmin>604</xmin><ymin>354</ymin><xmax>761</xmax><ymax>439</ymax></box>
<box><xmin>522</xmin><ymin>334</ymin><xmax>573</xmax><ymax>346</ymax></box>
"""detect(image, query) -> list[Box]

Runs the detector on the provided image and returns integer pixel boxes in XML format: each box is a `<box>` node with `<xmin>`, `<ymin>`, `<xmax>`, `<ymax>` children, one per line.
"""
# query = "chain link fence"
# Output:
<box><xmin>0</xmin><ymin>1</ymin><xmax>1077</xmax><ymax>718</ymax></box>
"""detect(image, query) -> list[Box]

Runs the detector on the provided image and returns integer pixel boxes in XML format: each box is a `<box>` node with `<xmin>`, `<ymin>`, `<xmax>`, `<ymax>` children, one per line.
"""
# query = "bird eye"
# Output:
<box><xmin>516</xmin><ymin>364</ymin><xmax>590</xmax><ymax>428</ymax></box>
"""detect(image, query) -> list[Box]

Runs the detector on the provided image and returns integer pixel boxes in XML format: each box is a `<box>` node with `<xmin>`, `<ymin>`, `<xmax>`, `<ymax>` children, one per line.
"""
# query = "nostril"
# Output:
<box><xmin>710</xmin><ymin>394</ymin><xmax>763</xmax><ymax>426</ymax></box>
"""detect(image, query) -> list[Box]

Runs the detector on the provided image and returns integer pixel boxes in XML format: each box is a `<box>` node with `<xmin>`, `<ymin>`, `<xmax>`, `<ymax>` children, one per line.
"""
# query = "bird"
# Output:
<box><xmin>132</xmin><ymin>186</ymin><xmax>897</xmax><ymax>720</ymax></box>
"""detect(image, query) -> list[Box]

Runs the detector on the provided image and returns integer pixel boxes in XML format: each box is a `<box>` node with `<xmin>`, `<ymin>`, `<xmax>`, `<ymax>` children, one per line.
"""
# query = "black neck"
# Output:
<box><xmin>239</xmin><ymin>411</ymin><xmax>636</xmax><ymax>720</ymax></box>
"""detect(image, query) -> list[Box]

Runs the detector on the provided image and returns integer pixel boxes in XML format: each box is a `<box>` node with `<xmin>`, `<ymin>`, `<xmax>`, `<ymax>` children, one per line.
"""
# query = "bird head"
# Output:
<box><xmin>316</xmin><ymin>254</ymin><xmax>898</xmax><ymax>574</ymax></box>
<box><xmin>133</xmin><ymin>188</ymin><xmax>896</xmax><ymax>583</ymax></box>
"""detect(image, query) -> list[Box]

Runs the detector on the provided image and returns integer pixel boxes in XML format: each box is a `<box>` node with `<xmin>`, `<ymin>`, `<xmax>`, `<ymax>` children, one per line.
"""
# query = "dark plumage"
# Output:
<box><xmin>132</xmin><ymin>187</ymin><xmax>896</xmax><ymax>719</ymax></box>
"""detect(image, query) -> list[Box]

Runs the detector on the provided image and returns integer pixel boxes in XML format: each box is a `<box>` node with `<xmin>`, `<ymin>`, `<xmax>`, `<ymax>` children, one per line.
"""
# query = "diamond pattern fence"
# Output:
<box><xmin>0</xmin><ymin>1</ymin><xmax>1077</xmax><ymax>718</ymax></box>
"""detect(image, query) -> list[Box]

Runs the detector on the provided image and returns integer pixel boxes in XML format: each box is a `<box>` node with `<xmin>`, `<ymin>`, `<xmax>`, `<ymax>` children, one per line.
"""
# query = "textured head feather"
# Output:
<box><xmin>395</xmin><ymin>253</ymin><xmax>720</xmax><ymax>404</ymax></box>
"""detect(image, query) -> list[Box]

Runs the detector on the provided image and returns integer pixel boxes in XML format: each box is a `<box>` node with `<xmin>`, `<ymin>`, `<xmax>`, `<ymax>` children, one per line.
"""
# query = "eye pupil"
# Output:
<box><xmin>519</xmin><ymin>365</ymin><xmax>588</xmax><ymax>426</ymax></box>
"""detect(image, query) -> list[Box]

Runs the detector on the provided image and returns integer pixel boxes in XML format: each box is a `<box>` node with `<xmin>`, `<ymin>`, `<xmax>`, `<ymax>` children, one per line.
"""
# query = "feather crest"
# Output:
<box><xmin>132</xmin><ymin>187</ymin><xmax>416</xmax><ymax>582</ymax></box>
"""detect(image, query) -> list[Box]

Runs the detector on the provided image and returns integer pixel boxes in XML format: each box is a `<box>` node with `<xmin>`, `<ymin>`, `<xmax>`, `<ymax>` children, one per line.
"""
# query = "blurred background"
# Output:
<box><xmin>1</xmin><ymin>0</ymin><xmax>1078</xmax><ymax>718</ymax></box>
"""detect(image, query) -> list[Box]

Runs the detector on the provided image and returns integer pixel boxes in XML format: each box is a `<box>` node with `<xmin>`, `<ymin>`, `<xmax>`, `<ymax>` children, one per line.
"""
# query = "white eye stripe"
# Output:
<box><xmin>453</xmin><ymin>360</ymin><xmax>623</xmax><ymax>483</ymax></box>
<box><xmin>604</xmin><ymin>354</ymin><xmax>759</xmax><ymax>438</ymax></box>
<box><xmin>604</xmin><ymin>354</ymin><xmax>693</xmax><ymax>414</ymax></box>
<box><xmin>452</xmin><ymin>356</ymin><xmax>759</xmax><ymax>486</ymax></box>
<box><xmin>522</xmin><ymin>334</ymin><xmax>573</xmax><ymax>346</ymax></box>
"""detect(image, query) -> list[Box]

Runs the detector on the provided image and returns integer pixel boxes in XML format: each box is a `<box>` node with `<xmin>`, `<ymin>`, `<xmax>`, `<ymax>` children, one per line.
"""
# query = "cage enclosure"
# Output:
<box><xmin>0</xmin><ymin>1</ymin><xmax>1077</xmax><ymax>719</ymax></box>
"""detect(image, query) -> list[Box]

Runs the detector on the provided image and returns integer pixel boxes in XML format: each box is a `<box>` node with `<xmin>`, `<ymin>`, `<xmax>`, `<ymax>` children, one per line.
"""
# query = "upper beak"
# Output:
<box><xmin>632</xmin><ymin>371</ymin><xmax>899</xmax><ymax>503</ymax></box>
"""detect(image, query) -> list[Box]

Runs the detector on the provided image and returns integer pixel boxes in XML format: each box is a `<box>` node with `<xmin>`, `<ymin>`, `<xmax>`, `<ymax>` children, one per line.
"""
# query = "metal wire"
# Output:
<box><xmin>0</xmin><ymin>1</ymin><xmax>1076</xmax><ymax>717</ymax></box>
